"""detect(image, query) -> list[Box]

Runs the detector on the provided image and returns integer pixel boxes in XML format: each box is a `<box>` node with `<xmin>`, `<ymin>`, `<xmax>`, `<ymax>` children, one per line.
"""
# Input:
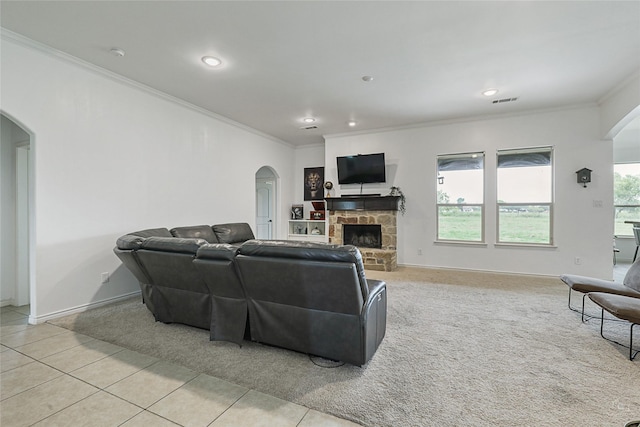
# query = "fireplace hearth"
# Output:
<box><xmin>343</xmin><ymin>224</ymin><xmax>382</xmax><ymax>249</ymax></box>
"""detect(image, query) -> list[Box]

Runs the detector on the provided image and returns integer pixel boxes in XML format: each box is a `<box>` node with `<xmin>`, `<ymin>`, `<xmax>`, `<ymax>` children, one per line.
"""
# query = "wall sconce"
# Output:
<box><xmin>437</xmin><ymin>175</ymin><xmax>444</xmax><ymax>185</ymax></box>
<box><xmin>576</xmin><ymin>168</ymin><xmax>592</xmax><ymax>188</ymax></box>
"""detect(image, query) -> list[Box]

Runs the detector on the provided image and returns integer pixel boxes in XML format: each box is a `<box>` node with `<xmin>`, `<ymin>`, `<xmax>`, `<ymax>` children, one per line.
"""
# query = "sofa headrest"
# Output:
<box><xmin>129</xmin><ymin>227</ymin><xmax>172</xmax><ymax>238</ymax></box>
<box><xmin>213</xmin><ymin>223</ymin><xmax>255</xmax><ymax>244</ymax></box>
<box><xmin>238</xmin><ymin>239</ymin><xmax>354</xmax><ymax>261</ymax></box>
<box><xmin>196</xmin><ymin>243</ymin><xmax>239</xmax><ymax>261</ymax></box>
<box><xmin>239</xmin><ymin>240</ymin><xmax>368</xmax><ymax>298</ymax></box>
<box><xmin>141</xmin><ymin>236</ymin><xmax>207</xmax><ymax>254</ymax></box>
<box><xmin>171</xmin><ymin>225</ymin><xmax>219</xmax><ymax>243</ymax></box>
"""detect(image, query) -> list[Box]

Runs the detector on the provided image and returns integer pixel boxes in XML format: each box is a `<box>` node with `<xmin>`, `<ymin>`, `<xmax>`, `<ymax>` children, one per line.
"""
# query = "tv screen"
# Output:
<box><xmin>337</xmin><ymin>153</ymin><xmax>386</xmax><ymax>184</ymax></box>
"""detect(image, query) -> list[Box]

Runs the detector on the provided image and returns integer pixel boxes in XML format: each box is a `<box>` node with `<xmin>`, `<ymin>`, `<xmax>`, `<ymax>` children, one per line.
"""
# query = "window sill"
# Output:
<box><xmin>434</xmin><ymin>240</ymin><xmax>487</xmax><ymax>248</ymax></box>
<box><xmin>494</xmin><ymin>243</ymin><xmax>557</xmax><ymax>249</ymax></box>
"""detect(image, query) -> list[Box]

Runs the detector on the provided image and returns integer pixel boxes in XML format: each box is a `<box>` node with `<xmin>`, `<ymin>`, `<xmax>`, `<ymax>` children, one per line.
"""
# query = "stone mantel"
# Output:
<box><xmin>324</xmin><ymin>196</ymin><xmax>399</xmax><ymax>211</ymax></box>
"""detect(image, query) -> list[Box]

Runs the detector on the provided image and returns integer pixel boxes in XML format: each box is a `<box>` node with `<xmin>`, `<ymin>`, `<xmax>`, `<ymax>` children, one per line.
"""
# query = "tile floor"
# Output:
<box><xmin>0</xmin><ymin>305</ymin><xmax>360</xmax><ymax>427</ymax></box>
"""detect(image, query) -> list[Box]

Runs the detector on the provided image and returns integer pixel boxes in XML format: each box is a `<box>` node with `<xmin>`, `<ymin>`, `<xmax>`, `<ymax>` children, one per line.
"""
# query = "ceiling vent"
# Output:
<box><xmin>492</xmin><ymin>97</ymin><xmax>519</xmax><ymax>104</ymax></box>
<box><xmin>300</xmin><ymin>125</ymin><xmax>318</xmax><ymax>130</ymax></box>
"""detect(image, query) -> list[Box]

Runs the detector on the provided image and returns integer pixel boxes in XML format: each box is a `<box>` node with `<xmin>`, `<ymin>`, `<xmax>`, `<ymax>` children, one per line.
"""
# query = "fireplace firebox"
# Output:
<box><xmin>343</xmin><ymin>224</ymin><xmax>382</xmax><ymax>249</ymax></box>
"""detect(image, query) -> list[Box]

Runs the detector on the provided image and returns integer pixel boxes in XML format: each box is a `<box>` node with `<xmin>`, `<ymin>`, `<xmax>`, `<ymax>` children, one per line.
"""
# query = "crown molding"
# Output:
<box><xmin>323</xmin><ymin>102</ymin><xmax>598</xmax><ymax>140</ymax></box>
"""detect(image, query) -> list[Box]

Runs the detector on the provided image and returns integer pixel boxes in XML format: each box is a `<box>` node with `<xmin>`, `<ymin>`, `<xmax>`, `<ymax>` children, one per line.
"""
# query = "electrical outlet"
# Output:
<box><xmin>574</xmin><ymin>257</ymin><xmax>582</xmax><ymax>265</ymax></box>
<box><xmin>592</xmin><ymin>200</ymin><xmax>603</xmax><ymax>208</ymax></box>
<box><xmin>417</xmin><ymin>248</ymin><xmax>423</xmax><ymax>255</ymax></box>
<box><xmin>101</xmin><ymin>272</ymin><xmax>110</xmax><ymax>283</ymax></box>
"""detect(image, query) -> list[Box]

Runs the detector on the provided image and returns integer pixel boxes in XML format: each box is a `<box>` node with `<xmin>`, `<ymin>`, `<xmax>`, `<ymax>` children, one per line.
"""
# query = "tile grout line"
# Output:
<box><xmin>206</xmin><ymin>388</ymin><xmax>251</xmax><ymax>426</ymax></box>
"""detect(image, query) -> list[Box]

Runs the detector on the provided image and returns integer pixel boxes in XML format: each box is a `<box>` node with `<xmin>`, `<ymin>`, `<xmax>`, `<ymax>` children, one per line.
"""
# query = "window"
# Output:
<box><xmin>436</xmin><ymin>152</ymin><xmax>484</xmax><ymax>242</ymax></box>
<box><xmin>496</xmin><ymin>147</ymin><xmax>553</xmax><ymax>244</ymax></box>
<box><xmin>614</xmin><ymin>163</ymin><xmax>640</xmax><ymax>236</ymax></box>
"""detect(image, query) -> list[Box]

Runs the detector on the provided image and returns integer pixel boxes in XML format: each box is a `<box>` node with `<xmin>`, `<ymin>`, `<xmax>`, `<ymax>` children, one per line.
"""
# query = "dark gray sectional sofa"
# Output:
<box><xmin>114</xmin><ymin>223</ymin><xmax>387</xmax><ymax>366</ymax></box>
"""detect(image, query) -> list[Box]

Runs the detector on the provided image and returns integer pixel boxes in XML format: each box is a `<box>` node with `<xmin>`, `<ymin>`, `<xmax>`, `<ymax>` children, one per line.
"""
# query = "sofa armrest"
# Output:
<box><xmin>116</xmin><ymin>234</ymin><xmax>146</xmax><ymax>250</ymax></box>
<box><xmin>129</xmin><ymin>227</ymin><xmax>172</xmax><ymax>238</ymax></box>
<box><xmin>367</xmin><ymin>279</ymin><xmax>386</xmax><ymax>299</ymax></box>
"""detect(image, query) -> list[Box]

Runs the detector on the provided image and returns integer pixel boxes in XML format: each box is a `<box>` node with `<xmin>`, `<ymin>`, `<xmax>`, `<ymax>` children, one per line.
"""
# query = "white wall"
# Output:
<box><xmin>325</xmin><ymin>107</ymin><xmax>614</xmax><ymax>278</ymax></box>
<box><xmin>1</xmin><ymin>36</ymin><xmax>295</xmax><ymax>321</ymax></box>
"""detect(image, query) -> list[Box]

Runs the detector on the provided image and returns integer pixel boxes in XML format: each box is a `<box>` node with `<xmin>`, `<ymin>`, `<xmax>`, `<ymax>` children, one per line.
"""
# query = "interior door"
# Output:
<box><xmin>256</xmin><ymin>180</ymin><xmax>273</xmax><ymax>239</ymax></box>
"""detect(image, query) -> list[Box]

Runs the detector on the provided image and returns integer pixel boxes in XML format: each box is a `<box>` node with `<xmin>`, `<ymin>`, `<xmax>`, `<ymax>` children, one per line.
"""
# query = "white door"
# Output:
<box><xmin>256</xmin><ymin>180</ymin><xmax>274</xmax><ymax>239</ymax></box>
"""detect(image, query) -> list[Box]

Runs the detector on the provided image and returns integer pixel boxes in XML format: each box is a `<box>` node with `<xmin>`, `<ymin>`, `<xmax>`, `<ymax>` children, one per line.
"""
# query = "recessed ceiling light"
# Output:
<box><xmin>482</xmin><ymin>88</ymin><xmax>499</xmax><ymax>97</ymax></box>
<box><xmin>348</xmin><ymin>121</ymin><xmax>357</xmax><ymax>127</ymax></box>
<box><xmin>362</xmin><ymin>76</ymin><xmax>374</xmax><ymax>82</ymax></box>
<box><xmin>202</xmin><ymin>56</ymin><xmax>222</xmax><ymax>67</ymax></box>
<box><xmin>109</xmin><ymin>48</ymin><xmax>125</xmax><ymax>57</ymax></box>
<box><xmin>303</xmin><ymin>117</ymin><xmax>316</xmax><ymax>123</ymax></box>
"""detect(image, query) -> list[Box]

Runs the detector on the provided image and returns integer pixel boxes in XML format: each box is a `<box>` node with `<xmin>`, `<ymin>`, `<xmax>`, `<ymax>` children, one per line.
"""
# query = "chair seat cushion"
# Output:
<box><xmin>560</xmin><ymin>274</ymin><xmax>640</xmax><ymax>298</ymax></box>
<box><xmin>588</xmin><ymin>292</ymin><xmax>640</xmax><ymax>324</ymax></box>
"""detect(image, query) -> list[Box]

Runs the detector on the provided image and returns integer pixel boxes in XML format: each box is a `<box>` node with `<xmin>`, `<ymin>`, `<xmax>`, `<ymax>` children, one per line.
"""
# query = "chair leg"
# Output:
<box><xmin>634</xmin><ymin>246</ymin><xmax>639</xmax><ymax>263</ymax></box>
<box><xmin>598</xmin><ymin>309</ymin><xmax>639</xmax><ymax>361</ymax></box>
<box><xmin>631</xmin><ymin>323</ymin><xmax>638</xmax><ymax>361</ymax></box>
<box><xmin>567</xmin><ymin>289</ymin><xmax>595</xmax><ymax>321</ymax></box>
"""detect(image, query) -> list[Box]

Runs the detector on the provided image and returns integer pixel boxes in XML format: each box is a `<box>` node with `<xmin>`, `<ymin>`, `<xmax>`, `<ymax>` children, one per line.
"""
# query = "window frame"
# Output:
<box><xmin>435</xmin><ymin>151</ymin><xmax>485</xmax><ymax>243</ymax></box>
<box><xmin>495</xmin><ymin>146</ymin><xmax>554</xmax><ymax>246</ymax></box>
<box><xmin>613</xmin><ymin>162</ymin><xmax>640</xmax><ymax>237</ymax></box>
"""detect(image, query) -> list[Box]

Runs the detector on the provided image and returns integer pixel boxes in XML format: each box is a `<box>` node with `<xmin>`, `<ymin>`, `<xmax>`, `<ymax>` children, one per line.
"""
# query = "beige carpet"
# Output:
<box><xmin>49</xmin><ymin>267</ymin><xmax>640</xmax><ymax>426</ymax></box>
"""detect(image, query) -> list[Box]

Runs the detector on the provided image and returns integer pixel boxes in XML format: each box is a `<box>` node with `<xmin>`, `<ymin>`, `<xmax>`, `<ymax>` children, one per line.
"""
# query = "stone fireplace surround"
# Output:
<box><xmin>327</xmin><ymin>196</ymin><xmax>399</xmax><ymax>271</ymax></box>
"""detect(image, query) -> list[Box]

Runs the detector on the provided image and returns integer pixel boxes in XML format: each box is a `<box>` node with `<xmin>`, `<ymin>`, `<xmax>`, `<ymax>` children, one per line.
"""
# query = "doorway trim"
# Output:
<box><xmin>1</xmin><ymin>111</ymin><xmax>36</xmax><ymax>322</ymax></box>
<box><xmin>255</xmin><ymin>166</ymin><xmax>279</xmax><ymax>240</ymax></box>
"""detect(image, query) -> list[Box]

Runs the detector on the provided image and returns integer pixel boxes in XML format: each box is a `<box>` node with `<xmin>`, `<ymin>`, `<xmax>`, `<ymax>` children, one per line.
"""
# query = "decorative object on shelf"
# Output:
<box><xmin>311</xmin><ymin>226</ymin><xmax>321</xmax><ymax>235</ymax></box>
<box><xmin>324</xmin><ymin>181</ymin><xmax>333</xmax><ymax>197</ymax></box>
<box><xmin>304</xmin><ymin>167</ymin><xmax>325</xmax><ymax>201</ymax></box>
<box><xmin>576</xmin><ymin>167</ymin><xmax>592</xmax><ymax>188</ymax></box>
<box><xmin>388</xmin><ymin>186</ymin><xmax>406</xmax><ymax>215</ymax></box>
<box><xmin>311</xmin><ymin>211</ymin><xmax>325</xmax><ymax>220</ymax></box>
<box><xmin>291</xmin><ymin>204</ymin><xmax>304</xmax><ymax>219</ymax></box>
<box><xmin>311</xmin><ymin>201</ymin><xmax>326</xmax><ymax>220</ymax></box>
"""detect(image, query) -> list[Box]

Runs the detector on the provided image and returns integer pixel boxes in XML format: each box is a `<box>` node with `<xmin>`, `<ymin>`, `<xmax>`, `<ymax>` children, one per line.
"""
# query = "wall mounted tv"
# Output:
<box><xmin>337</xmin><ymin>153</ymin><xmax>386</xmax><ymax>184</ymax></box>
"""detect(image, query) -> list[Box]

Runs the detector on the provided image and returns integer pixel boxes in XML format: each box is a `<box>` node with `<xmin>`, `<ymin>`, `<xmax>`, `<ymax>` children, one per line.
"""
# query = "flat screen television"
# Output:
<box><xmin>337</xmin><ymin>153</ymin><xmax>386</xmax><ymax>184</ymax></box>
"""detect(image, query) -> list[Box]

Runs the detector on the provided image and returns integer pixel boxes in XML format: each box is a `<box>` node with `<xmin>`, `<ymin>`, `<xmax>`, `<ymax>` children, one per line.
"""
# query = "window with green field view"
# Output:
<box><xmin>497</xmin><ymin>147</ymin><xmax>553</xmax><ymax>244</ymax></box>
<box><xmin>614</xmin><ymin>163</ymin><xmax>640</xmax><ymax>237</ymax></box>
<box><xmin>436</xmin><ymin>152</ymin><xmax>484</xmax><ymax>242</ymax></box>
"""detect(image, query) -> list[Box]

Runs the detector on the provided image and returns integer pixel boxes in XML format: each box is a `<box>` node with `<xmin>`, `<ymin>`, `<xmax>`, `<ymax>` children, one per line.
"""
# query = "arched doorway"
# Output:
<box><xmin>1</xmin><ymin>113</ymin><xmax>33</xmax><ymax>319</ymax></box>
<box><xmin>255</xmin><ymin>166</ymin><xmax>278</xmax><ymax>239</ymax></box>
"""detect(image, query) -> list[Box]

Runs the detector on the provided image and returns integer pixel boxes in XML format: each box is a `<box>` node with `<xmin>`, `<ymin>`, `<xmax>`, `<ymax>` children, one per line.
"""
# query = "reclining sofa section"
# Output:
<box><xmin>114</xmin><ymin>223</ymin><xmax>387</xmax><ymax>366</ymax></box>
<box><xmin>236</xmin><ymin>240</ymin><xmax>387</xmax><ymax>366</ymax></box>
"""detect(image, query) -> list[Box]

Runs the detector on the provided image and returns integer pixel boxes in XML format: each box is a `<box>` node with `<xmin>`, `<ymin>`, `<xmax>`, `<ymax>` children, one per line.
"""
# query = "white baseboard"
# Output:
<box><xmin>397</xmin><ymin>263</ymin><xmax>558</xmax><ymax>279</ymax></box>
<box><xmin>29</xmin><ymin>291</ymin><xmax>141</xmax><ymax>324</ymax></box>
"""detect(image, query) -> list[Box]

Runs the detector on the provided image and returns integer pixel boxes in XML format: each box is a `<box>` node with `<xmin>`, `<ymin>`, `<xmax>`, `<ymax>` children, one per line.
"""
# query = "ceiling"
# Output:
<box><xmin>2</xmin><ymin>1</ymin><xmax>639</xmax><ymax>146</ymax></box>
